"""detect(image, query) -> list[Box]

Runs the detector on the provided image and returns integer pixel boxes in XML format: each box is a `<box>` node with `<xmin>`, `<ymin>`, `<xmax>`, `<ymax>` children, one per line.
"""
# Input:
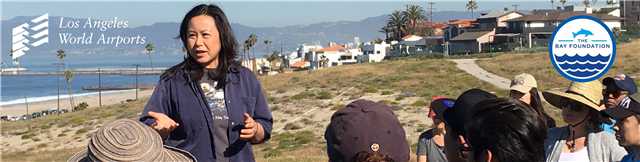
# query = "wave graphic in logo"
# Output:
<box><xmin>549</xmin><ymin>15</ymin><xmax>615</xmax><ymax>82</ymax></box>
<box><xmin>12</xmin><ymin>13</ymin><xmax>49</xmax><ymax>60</ymax></box>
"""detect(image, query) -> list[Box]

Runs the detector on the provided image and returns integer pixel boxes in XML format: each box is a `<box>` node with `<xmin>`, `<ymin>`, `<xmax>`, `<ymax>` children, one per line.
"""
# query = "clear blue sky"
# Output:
<box><xmin>1</xmin><ymin>1</ymin><xmax>606</xmax><ymax>28</ymax></box>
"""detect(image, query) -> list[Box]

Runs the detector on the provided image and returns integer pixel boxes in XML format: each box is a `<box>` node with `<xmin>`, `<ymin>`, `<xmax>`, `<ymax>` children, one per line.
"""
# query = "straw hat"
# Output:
<box><xmin>68</xmin><ymin>119</ymin><xmax>196</xmax><ymax>162</ymax></box>
<box><xmin>542</xmin><ymin>80</ymin><xmax>612</xmax><ymax>124</ymax></box>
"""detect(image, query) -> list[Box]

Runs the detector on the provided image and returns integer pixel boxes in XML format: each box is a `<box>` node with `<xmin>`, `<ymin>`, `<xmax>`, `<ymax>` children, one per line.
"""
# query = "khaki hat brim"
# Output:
<box><xmin>542</xmin><ymin>91</ymin><xmax>612</xmax><ymax>125</ymax></box>
<box><xmin>510</xmin><ymin>85</ymin><xmax>533</xmax><ymax>94</ymax></box>
<box><xmin>67</xmin><ymin>146</ymin><xmax>197</xmax><ymax>162</ymax></box>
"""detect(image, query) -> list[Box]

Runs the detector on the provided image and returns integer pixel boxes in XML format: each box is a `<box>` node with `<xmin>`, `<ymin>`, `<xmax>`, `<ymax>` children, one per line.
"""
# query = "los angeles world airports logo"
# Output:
<box><xmin>549</xmin><ymin>15</ymin><xmax>615</xmax><ymax>82</ymax></box>
<box><xmin>12</xmin><ymin>13</ymin><xmax>49</xmax><ymax>60</ymax></box>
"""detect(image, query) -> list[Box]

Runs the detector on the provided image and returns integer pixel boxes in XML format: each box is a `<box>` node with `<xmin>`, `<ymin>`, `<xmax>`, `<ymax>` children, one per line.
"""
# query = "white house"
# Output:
<box><xmin>359</xmin><ymin>42</ymin><xmax>391</xmax><ymax>63</ymax></box>
<box><xmin>285</xmin><ymin>44</ymin><xmax>323</xmax><ymax>68</ymax></box>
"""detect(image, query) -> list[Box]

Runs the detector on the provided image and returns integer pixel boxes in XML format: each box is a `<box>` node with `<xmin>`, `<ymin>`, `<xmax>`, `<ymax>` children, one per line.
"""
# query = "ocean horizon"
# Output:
<box><xmin>1</xmin><ymin>54</ymin><xmax>185</xmax><ymax>107</ymax></box>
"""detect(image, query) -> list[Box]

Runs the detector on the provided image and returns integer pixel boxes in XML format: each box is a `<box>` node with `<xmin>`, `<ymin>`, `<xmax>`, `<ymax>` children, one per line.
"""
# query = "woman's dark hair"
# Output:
<box><xmin>465</xmin><ymin>98</ymin><xmax>547</xmax><ymax>162</ymax></box>
<box><xmin>529</xmin><ymin>88</ymin><xmax>555</xmax><ymax>128</ymax></box>
<box><xmin>164</xmin><ymin>4</ymin><xmax>241</xmax><ymax>89</ymax></box>
<box><xmin>349</xmin><ymin>151</ymin><xmax>396</xmax><ymax>162</ymax></box>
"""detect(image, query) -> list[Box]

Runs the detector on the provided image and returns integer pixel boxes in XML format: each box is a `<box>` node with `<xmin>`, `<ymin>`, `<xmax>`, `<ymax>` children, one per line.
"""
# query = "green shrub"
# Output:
<box><xmin>378</xmin><ymin>100</ymin><xmax>392</xmax><ymax>104</ymax></box>
<box><xmin>264</xmin><ymin>148</ymin><xmax>282</xmax><ymax>158</ymax></box>
<box><xmin>410</xmin><ymin>100</ymin><xmax>427</xmax><ymax>106</ymax></box>
<box><xmin>295</xmin><ymin>131</ymin><xmax>314</xmax><ymax>145</ymax></box>
<box><xmin>331</xmin><ymin>104</ymin><xmax>347</xmax><ymax>111</ymax></box>
<box><xmin>291</xmin><ymin>77</ymin><xmax>301</xmax><ymax>82</ymax></box>
<box><xmin>37</xmin><ymin>143</ymin><xmax>48</xmax><ymax>148</ymax></box>
<box><xmin>381</xmin><ymin>91</ymin><xmax>394</xmax><ymax>95</ymax></box>
<box><xmin>271</xmin><ymin>105</ymin><xmax>279</xmax><ymax>111</ymax></box>
<box><xmin>291</xmin><ymin>92</ymin><xmax>309</xmax><ymax>100</ymax></box>
<box><xmin>76</xmin><ymin>128</ymin><xmax>88</xmax><ymax>134</ymax></box>
<box><xmin>71</xmin><ymin>117</ymin><xmax>86</xmax><ymax>124</ymax></box>
<box><xmin>32</xmin><ymin>138</ymin><xmax>41</xmax><ymax>142</ymax></box>
<box><xmin>391</xmin><ymin>105</ymin><xmax>404</xmax><ymax>111</ymax></box>
<box><xmin>364</xmin><ymin>87</ymin><xmax>378</xmax><ymax>93</ymax></box>
<box><xmin>21</xmin><ymin>133</ymin><xmax>33</xmax><ymax>139</ymax></box>
<box><xmin>318</xmin><ymin>91</ymin><xmax>333</xmax><ymax>99</ymax></box>
<box><xmin>267</xmin><ymin>97</ymin><xmax>276</xmax><ymax>103</ymax></box>
<box><xmin>276</xmin><ymin>89</ymin><xmax>287</xmax><ymax>93</ymax></box>
<box><xmin>274</xmin><ymin>131</ymin><xmax>296</xmax><ymax>141</ymax></box>
<box><xmin>58</xmin><ymin>133</ymin><xmax>67</xmax><ymax>137</ymax></box>
<box><xmin>40</xmin><ymin>125</ymin><xmax>52</xmax><ymax>130</ymax></box>
<box><xmin>284</xmin><ymin>123</ymin><xmax>295</xmax><ymax>130</ymax></box>
<box><xmin>395</xmin><ymin>96</ymin><xmax>405</xmax><ymax>101</ymax></box>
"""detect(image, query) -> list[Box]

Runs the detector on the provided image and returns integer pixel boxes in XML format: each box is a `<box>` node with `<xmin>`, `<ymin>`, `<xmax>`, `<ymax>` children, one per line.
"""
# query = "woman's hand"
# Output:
<box><xmin>240</xmin><ymin>113</ymin><xmax>265</xmax><ymax>143</ymax></box>
<box><xmin>149</xmin><ymin>111</ymin><xmax>179</xmax><ymax>140</ymax></box>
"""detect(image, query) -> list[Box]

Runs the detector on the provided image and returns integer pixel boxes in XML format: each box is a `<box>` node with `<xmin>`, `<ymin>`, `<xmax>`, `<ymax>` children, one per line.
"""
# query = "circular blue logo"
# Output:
<box><xmin>549</xmin><ymin>15</ymin><xmax>616</xmax><ymax>82</ymax></box>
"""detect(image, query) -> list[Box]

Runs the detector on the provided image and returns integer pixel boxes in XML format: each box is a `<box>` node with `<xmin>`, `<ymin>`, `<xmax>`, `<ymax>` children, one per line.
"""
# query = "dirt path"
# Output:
<box><xmin>451</xmin><ymin>59</ymin><xmax>511</xmax><ymax>89</ymax></box>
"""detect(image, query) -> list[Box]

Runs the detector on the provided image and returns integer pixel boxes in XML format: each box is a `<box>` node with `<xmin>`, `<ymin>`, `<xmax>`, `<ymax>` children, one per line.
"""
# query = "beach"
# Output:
<box><xmin>0</xmin><ymin>89</ymin><xmax>155</xmax><ymax>118</ymax></box>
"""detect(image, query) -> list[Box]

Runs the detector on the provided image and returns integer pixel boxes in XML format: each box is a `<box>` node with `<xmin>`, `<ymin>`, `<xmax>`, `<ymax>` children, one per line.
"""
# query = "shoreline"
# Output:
<box><xmin>0</xmin><ymin>89</ymin><xmax>155</xmax><ymax>118</ymax></box>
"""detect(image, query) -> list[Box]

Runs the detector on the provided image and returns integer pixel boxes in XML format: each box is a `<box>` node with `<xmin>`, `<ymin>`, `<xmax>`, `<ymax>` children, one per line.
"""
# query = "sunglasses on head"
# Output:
<box><xmin>560</xmin><ymin>97</ymin><xmax>584</xmax><ymax>112</ymax></box>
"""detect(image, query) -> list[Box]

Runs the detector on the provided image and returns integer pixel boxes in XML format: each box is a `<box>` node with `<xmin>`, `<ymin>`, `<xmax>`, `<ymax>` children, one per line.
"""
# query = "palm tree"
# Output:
<box><xmin>65</xmin><ymin>70</ymin><xmax>74</xmax><ymax>109</ymax></box>
<box><xmin>551</xmin><ymin>0</ymin><xmax>555</xmax><ymax>9</ymax></box>
<box><xmin>504</xmin><ymin>7</ymin><xmax>509</xmax><ymax>11</ymax></box>
<box><xmin>244</xmin><ymin>39</ymin><xmax>252</xmax><ymax>69</ymax></box>
<box><xmin>10</xmin><ymin>49</ymin><xmax>29</xmax><ymax>120</ymax></box>
<box><xmin>145</xmin><ymin>43</ymin><xmax>156</xmax><ymax>82</ymax></box>
<box><xmin>560</xmin><ymin>0</ymin><xmax>567</xmax><ymax>10</ymax></box>
<box><xmin>404</xmin><ymin>5</ymin><xmax>428</xmax><ymax>28</ymax></box>
<box><xmin>249</xmin><ymin>34</ymin><xmax>258</xmax><ymax>75</ymax></box>
<box><xmin>56</xmin><ymin>49</ymin><xmax>73</xmax><ymax>111</ymax></box>
<box><xmin>583</xmin><ymin>0</ymin><xmax>590</xmax><ymax>6</ymax></box>
<box><xmin>388</xmin><ymin>10</ymin><xmax>407</xmax><ymax>41</ymax></box>
<box><xmin>379</xmin><ymin>25</ymin><xmax>392</xmax><ymax>42</ymax></box>
<box><xmin>591</xmin><ymin>0</ymin><xmax>597</xmax><ymax>5</ymax></box>
<box><xmin>466</xmin><ymin>0</ymin><xmax>478</xmax><ymax>19</ymax></box>
<box><xmin>264</xmin><ymin>40</ymin><xmax>272</xmax><ymax>62</ymax></box>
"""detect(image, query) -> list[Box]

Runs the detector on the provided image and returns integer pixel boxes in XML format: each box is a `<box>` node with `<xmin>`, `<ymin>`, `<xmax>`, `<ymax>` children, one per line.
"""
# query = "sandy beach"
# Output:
<box><xmin>1</xmin><ymin>89</ymin><xmax>155</xmax><ymax>118</ymax></box>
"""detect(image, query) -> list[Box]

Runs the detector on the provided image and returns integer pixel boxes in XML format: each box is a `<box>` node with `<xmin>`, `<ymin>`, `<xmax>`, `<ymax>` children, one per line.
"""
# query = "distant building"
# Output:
<box><xmin>359</xmin><ymin>42</ymin><xmax>391</xmax><ymax>63</ymax></box>
<box><xmin>504</xmin><ymin>12</ymin><xmax>624</xmax><ymax>47</ymax></box>
<box><xmin>620</xmin><ymin>0</ymin><xmax>640</xmax><ymax>28</ymax></box>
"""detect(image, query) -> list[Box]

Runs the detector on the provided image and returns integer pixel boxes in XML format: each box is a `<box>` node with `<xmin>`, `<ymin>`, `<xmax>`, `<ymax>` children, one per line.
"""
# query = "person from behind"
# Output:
<box><xmin>464</xmin><ymin>98</ymin><xmax>547</xmax><ymax>162</ymax></box>
<box><xmin>509</xmin><ymin>73</ymin><xmax>556</xmax><ymax>128</ymax></box>
<box><xmin>602</xmin><ymin>73</ymin><xmax>638</xmax><ymax>134</ymax></box>
<box><xmin>431</xmin><ymin>89</ymin><xmax>497</xmax><ymax>162</ymax></box>
<box><xmin>417</xmin><ymin>96</ymin><xmax>455</xmax><ymax>162</ymax></box>
<box><xmin>603</xmin><ymin>93</ymin><xmax>640</xmax><ymax>162</ymax></box>
<box><xmin>541</xmin><ymin>80</ymin><xmax>626</xmax><ymax>162</ymax></box>
<box><xmin>325</xmin><ymin>100</ymin><xmax>410</xmax><ymax>162</ymax></box>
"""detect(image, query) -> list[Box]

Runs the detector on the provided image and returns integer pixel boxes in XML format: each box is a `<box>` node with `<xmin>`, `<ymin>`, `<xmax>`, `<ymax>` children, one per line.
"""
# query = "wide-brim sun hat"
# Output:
<box><xmin>67</xmin><ymin>119</ymin><xmax>196</xmax><ymax>162</ymax></box>
<box><xmin>542</xmin><ymin>80</ymin><xmax>612</xmax><ymax>125</ymax></box>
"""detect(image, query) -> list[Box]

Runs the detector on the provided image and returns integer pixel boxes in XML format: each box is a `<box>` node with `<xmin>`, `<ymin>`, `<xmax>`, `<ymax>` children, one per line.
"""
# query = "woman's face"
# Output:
<box><xmin>510</xmin><ymin>90</ymin><xmax>531</xmax><ymax>105</ymax></box>
<box><xmin>187</xmin><ymin>15</ymin><xmax>222</xmax><ymax>69</ymax></box>
<box><xmin>433</xmin><ymin>116</ymin><xmax>445</xmax><ymax>129</ymax></box>
<box><xmin>561</xmin><ymin>98</ymin><xmax>591</xmax><ymax>125</ymax></box>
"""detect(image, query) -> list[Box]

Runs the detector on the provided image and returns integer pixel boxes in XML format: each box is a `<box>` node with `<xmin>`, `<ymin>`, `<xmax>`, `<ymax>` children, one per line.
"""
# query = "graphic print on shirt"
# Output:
<box><xmin>200</xmin><ymin>82</ymin><xmax>228</xmax><ymax>120</ymax></box>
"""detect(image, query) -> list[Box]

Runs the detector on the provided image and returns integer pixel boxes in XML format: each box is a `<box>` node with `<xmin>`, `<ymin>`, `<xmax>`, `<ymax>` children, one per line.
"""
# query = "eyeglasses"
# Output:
<box><xmin>604</xmin><ymin>89</ymin><xmax>629</xmax><ymax>98</ymax></box>
<box><xmin>459</xmin><ymin>142</ymin><xmax>474</xmax><ymax>158</ymax></box>
<box><xmin>560</xmin><ymin>97</ymin><xmax>584</xmax><ymax>112</ymax></box>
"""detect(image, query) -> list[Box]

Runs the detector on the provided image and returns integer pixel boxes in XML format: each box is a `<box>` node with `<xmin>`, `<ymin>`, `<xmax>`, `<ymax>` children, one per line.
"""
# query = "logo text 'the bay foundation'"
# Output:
<box><xmin>12</xmin><ymin>13</ymin><xmax>49</xmax><ymax>59</ymax></box>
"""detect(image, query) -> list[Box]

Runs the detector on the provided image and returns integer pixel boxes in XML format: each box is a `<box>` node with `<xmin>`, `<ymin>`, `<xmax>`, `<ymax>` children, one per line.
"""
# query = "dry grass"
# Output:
<box><xmin>476</xmin><ymin>39</ymin><xmax>640</xmax><ymax>90</ymax></box>
<box><xmin>2</xmin><ymin>57</ymin><xmax>502</xmax><ymax>161</ymax></box>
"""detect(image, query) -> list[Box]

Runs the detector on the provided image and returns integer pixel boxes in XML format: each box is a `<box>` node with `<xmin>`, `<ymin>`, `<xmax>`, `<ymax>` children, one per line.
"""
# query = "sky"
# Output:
<box><xmin>0</xmin><ymin>0</ymin><xmax>609</xmax><ymax>28</ymax></box>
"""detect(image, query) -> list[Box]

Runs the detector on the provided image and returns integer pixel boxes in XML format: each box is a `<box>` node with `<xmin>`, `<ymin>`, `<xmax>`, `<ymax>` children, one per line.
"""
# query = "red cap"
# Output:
<box><xmin>429</xmin><ymin>96</ymin><xmax>447</xmax><ymax>117</ymax></box>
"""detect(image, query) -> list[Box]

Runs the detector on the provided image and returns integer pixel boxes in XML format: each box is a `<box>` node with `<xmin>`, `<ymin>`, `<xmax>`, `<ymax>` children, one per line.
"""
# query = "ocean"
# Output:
<box><xmin>1</xmin><ymin>54</ymin><xmax>185</xmax><ymax>107</ymax></box>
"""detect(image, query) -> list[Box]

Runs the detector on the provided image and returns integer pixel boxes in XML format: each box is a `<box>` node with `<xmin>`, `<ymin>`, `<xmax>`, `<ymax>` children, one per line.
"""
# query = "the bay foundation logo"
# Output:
<box><xmin>550</xmin><ymin>15</ymin><xmax>616</xmax><ymax>82</ymax></box>
<box><xmin>12</xmin><ymin>13</ymin><xmax>49</xmax><ymax>60</ymax></box>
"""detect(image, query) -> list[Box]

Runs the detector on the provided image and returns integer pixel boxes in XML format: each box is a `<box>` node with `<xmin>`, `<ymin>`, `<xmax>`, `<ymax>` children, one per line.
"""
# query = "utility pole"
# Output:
<box><xmin>428</xmin><ymin>2</ymin><xmax>436</xmax><ymax>25</ymax></box>
<box><xmin>513</xmin><ymin>4</ymin><xmax>520</xmax><ymax>11</ymax></box>
<box><xmin>98</xmin><ymin>68</ymin><xmax>101</xmax><ymax>107</ymax></box>
<box><xmin>133</xmin><ymin>64</ymin><xmax>141</xmax><ymax>100</ymax></box>
<box><xmin>281</xmin><ymin>44</ymin><xmax>284</xmax><ymax>68</ymax></box>
<box><xmin>52</xmin><ymin>63</ymin><xmax>65</xmax><ymax>116</ymax></box>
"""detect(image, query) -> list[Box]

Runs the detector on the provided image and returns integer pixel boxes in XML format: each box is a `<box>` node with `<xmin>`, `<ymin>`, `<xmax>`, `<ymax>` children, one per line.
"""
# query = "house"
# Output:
<box><xmin>413</xmin><ymin>22</ymin><xmax>450</xmax><ymax>35</ymax></box>
<box><xmin>442</xmin><ymin>20</ymin><xmax>478</xmax><ymax>55</ymax></box>
<box><xmin>358</xmin><ymin>42</ymin><xmax>391</xmax><ymax>63</ymax></box>
<box><xmin>621</xmin><ymin>0</ymin><xmax>640</xmax><ymax>28</ymax></box>
<box><xmin>564</xmin><ymin>3</ymin><xmax>620</xmax><ymax>12</ymax></box>
<box><xmin>285</xmin><ymin>44</ymin><xmax>322</xmax><ymax>68</ymax></box>
<box><xmin>504</xmin><ymin>12</ymin><xmax>625</xmax><ymax>48</ymax></box>
<box><xmin>307</xmin><ymin>44</ymin><xmax>348</xmax><ymax>69</ymax></box>
<box><xmin>445</xmin><ymin>10</ymin><xmax>524</xmax><ymax>54</ymax></box>
<box><xmin>291</xmin><ymin>61</ymin><xmax>310</xmax><ymax>69</ymax></box>
<box><xmin>265</xmin><ymin>58</ymin><xmax>283</xmax><ymax>75</ymax></box>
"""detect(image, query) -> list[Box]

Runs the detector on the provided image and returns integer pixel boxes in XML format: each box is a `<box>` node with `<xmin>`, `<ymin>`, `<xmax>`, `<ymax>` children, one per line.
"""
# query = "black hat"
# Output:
<box><xmin>433</xmin><ymin>89</ymin><xmax>497</xmax><ymax>137</ymax></box>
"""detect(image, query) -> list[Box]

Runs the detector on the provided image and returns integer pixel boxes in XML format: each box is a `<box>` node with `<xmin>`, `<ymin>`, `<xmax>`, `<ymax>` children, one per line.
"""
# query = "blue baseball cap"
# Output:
<box><xmin>603</xmin><ymin>74</ymin><xmax>638</xmax><ymax>94</ymax></box>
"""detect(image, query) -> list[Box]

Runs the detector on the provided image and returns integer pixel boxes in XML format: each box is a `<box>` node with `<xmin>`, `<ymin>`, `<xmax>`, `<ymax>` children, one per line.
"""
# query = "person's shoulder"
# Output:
<box><xmin>546</xmin><ymin>126</ymin><xmax>567</xmax><ymax>140</ymax></box>
<box><xmin>419</xmin><ymin>129</ymin><xmax>434</xmax><ymax>140</ymax></box>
